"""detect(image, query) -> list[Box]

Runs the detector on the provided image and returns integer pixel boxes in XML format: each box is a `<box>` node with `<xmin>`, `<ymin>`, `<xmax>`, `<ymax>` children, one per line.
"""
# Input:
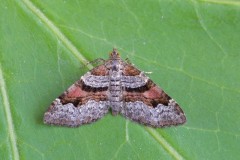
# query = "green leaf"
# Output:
<box><xmin>1</xmin><ymin>0</ymin><xmax>240</xmax><ymax>159</ymax></box>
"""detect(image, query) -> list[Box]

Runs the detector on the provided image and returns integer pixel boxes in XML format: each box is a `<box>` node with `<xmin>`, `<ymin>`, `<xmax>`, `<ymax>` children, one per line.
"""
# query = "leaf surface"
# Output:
<box><xmin>0</xmin><ymin>0</ymin><xmax>240</xmax><ymax>159</ymax></box>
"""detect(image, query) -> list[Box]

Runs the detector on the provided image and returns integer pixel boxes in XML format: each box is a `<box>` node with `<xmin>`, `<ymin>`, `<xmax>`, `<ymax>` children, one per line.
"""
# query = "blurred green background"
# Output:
<box><xmin>0</xmin><ymin>0</ymin><xmax>240</xmax><ymax>159</ymax></box>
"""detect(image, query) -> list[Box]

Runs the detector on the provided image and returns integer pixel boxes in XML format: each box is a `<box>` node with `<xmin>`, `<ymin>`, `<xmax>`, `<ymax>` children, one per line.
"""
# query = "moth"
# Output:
<box><xmin>44</xmin><ymin>49</ymin><xmax>186</xmax><ymax>127</ymax></box>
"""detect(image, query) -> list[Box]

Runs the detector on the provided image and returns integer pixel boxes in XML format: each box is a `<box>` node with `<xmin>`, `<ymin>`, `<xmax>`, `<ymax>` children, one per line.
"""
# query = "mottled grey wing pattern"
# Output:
<box><xmin>44</xmin><ymin>98</ymin><xmax>109</xmax><ymax>127</ymax></box>
<box><xmin>121</xmin><ymin>100</ymin><xmax>186</xmax><ymax>127</ymax></box>
<box><xmin>121</xmin><ymin>63</ymin><xmax>186</xmax><ymax>127</ymax></box>
<box><xmin>44</xmin><ymin>64</ymin><xmax>110</xmax><ymax>127</ymax></box>
<box><xmin>81</xmin><ymin>72</ymin><xmax>109</xmax><ymax>88</ymax></box>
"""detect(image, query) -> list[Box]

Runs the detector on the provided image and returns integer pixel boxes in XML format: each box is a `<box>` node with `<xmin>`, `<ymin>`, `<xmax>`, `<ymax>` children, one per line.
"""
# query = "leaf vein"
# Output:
<box><xmin>192</xmin><ymin>0</ymin><xmax>228</xmax><ymax>62</ymax></box>
<box><xmin>20</xmin><ymin>0</ymin><xmax>90</xmax><ymax>65</ymax></box>
<box><xmin>146</xmin><ymin>127</ymin><xmax>185</xmax><ymax>160</ymax></box>
<box><xmin>200</xmin><ymin>0</ymin><xmax>240</xmax><ymax>6</ymax></box>
<box><xmin>134</xmin><ymin>54</ymin><xmax>240</xmax><ymax>94</ymax></box>
<box><xmin>0</xmin><ymin>65</ymin><xmax>20</xmax><ymax>160</ymax></box>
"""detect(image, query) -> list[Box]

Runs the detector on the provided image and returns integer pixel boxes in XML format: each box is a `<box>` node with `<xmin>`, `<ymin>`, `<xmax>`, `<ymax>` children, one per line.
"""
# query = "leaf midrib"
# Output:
<box><xmin>20</xmin><ymin>0</ymin><xmax>90</xmax><ymax>65</ymax></box>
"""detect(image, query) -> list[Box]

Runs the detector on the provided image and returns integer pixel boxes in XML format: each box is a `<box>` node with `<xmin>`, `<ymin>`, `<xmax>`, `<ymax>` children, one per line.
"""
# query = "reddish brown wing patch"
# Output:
<box><xmin>91</xmin><ymin>64</ymin><xmax>109</xmax><ymax>76</ymax></box>
<box><xmin>123</xmin><ymin>80</ymin><xmax>171</xmax><ymax>108</ymax></box>
<box><xmin>123</xmin><ymin>64</ymin><xmax>141</xmax><ymax>76</ymax></box>
<box><xmin>59</xmin><ymin>80</ymin><xmax>108</xmax><ymax>106</ymax></box>
<box><xmin>122</xmin><ymin>63</ymin><xmax>171</xmax><ymax>108</ymax></box>
<box><xmin>142</xmin><ymin>84</ymin><xmax>171</xmax><ymax>106</ymax></box>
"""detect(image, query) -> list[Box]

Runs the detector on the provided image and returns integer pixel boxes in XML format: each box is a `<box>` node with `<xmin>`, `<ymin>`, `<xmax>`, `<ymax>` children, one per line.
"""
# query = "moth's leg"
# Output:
<box><xmin>124</xmin><ymin>57</ymin><xmax>132</xmax><ymax>64</ymax></box>
<box><xmin>80</xmin><ymin>58</ymin><xmax>106</xmax><ymax>69</ymax></box>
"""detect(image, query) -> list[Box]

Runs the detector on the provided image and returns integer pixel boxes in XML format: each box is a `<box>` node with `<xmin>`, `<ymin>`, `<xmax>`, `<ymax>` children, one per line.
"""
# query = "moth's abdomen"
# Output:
<box><xmin>109</xmin><ymin>65</ymin><xmax>123</xmax><ymax>115</ymax></box>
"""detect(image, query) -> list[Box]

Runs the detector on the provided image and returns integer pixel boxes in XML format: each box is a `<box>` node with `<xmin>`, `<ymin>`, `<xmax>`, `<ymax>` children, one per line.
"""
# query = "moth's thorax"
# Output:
<box><xmin>109</xmin><ymin>48</ymin><xmax>120</xmax><ymax>60</ymax></box>
<box><xmin>109</xmin><ymin>60</ymin><xmax>123</xmax><ymax>79</ymax></box>
<box><xmin>111</xmin><ymin>59</ymin><xmax>124</xmax><ymax>71</ymax></box>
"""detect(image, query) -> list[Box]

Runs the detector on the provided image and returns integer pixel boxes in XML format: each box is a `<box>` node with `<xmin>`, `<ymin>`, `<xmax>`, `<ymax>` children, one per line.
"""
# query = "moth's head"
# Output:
<box><xmin>109</xmin><ymin>48</ymin><xmax>120</xmax><ymax>59</ymax></box>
